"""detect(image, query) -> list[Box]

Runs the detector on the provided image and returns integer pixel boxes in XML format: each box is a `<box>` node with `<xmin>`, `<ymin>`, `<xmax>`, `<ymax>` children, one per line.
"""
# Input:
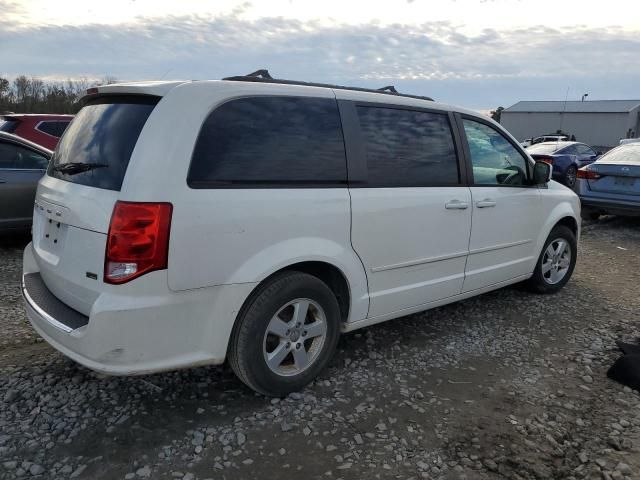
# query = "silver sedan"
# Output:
<box><xmin>0</xmin><ymin>131</ymin><xmax>52</xmax><ymax>232</ymax></box>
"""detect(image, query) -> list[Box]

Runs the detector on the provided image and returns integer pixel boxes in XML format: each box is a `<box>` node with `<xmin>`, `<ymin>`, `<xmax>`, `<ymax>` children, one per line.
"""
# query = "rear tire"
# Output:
<box><xmin>564</xmin><ymin>166</ymin><xmax>577</xmax><ymax>188</ymax></box>
<box><xmin>228</xmin><ymin>271</ymin><xmax>341</xmax><ymax>397</ymax></box>
<box><xmin>580</xmin><ymin>210</ymin><xmax>601</xmax><ymax>221</ymax></box>
<box><xmin>526</xmin><ymin>225</ymin><xmax>577</xmax><ymax>294</ymax></box>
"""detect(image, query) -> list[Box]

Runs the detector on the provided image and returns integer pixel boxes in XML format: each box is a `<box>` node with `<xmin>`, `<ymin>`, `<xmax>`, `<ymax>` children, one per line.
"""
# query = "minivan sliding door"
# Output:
<box><xmin>342</xmin><ymin>100</ymin><xmax>472</xmax><ymax>319</ymax></box>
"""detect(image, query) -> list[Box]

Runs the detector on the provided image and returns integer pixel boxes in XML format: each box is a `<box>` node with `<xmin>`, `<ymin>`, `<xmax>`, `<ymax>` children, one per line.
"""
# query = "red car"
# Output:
<box><xmin>0</xmin><ymin>114</ymin><xmax>74</xmax><ymax>150</ymax></box>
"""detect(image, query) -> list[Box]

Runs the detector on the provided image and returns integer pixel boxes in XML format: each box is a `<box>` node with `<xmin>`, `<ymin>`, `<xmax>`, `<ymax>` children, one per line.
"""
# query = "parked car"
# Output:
<box><xmin>0</xmin><ymin>114</ymin><xmax>73</xmax><ymax>150</ymax></box>
<box><xmin>521</xmin><ymin>135</ymin><xmax>569</xmax><ymax>148</ymax></box>
<box><xmin>575</xmin><ymin>143</ymin><xmax>640</xmax><ymax>219</ymax></box>
<box><xmin>0</xmin><ymin>131</ymin><xmax>51</xmax><ymax>233</ymax></box>
<box><xmin>526</xmin><ymin>141</ymin><xmax>600</xmax><ymax>187</ymax></box>
<box><xmin>22</xmin><ymin>74</ymin><xmax>580</xmax><ymax>396</ymax></box>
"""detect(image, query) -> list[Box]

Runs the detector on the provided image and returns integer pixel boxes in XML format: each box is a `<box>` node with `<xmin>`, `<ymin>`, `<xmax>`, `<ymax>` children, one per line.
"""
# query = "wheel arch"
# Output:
<box><xmin>225</xmin><ymin>260</ymin><xmax>356</xmax><ymax>361</ymax></box>
<box><xmin>531</xmin><ymin>201</ymin><xmax>580</xmax><ymax>272</ymax></box>
<box><xmin>255</xmin><ymin>261</ymin><xmax>352</xmax><ymax>323</ymax></box>
<box><xmin>555</xmin><ymin>215</ymin><xmax>578</xmax><ymax>237</ymax></box>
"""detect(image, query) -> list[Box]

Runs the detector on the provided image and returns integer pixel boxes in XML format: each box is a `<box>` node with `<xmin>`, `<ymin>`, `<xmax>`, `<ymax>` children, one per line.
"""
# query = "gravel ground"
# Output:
<box><xmin>1</xmin><ymin>218</ymin><xmax>639</xmax><ymax>480</ymax></box>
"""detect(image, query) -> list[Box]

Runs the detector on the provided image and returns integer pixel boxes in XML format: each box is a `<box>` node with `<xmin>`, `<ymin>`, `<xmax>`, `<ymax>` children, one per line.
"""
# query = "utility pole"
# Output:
<box><xmin>559</xmin><ymin>87</ymin><xmax>570</xmax><ymax>133</ymax></box>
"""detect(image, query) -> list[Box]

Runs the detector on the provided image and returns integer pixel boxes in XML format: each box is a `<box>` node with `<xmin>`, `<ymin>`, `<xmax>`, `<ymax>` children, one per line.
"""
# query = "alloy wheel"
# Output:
<box><xmin>262</xmin><ymin>298</ymin><xmax>327</xmax><ymax>376</ymax></box>
<box><xmin>541</xmin><ymin>238</ymin><xmax>572</xmax><ymax>284</ymax></box>
<box><xmin>565</xmin><ymin>167</ymin><xmax>577</xmax><ymax>188</ymax></box>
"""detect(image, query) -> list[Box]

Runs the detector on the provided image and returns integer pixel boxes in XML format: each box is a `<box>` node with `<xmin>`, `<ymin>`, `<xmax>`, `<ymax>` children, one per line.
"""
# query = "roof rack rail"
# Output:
<box><xmin>222</xmin><ymin>70</ymin><xmax>434</xmax><ymax>102</ymax></box>
<box><xmin>244</xmin><ymin>69</ymin><xmax>273</xmax><ymax>79</ymax></box>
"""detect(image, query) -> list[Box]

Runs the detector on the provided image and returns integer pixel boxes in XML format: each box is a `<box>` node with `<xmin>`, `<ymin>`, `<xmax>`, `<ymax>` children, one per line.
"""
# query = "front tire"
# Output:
<box><xmin>228</xmin><ymin>271</ymin><xmax>341</xmax><ymax>396</ymax></box>
<box><xmin>526</xmin><ymin>225</ymin><xmax>577</xmax><ymax>294</ymax></box>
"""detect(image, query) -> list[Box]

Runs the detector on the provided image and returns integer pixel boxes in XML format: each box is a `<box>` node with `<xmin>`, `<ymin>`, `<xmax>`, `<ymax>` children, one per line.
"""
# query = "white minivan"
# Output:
<box><xmin>22</xmin><ymin>72</ymin><xmax>580</xmax><ymax>396</ymax></box>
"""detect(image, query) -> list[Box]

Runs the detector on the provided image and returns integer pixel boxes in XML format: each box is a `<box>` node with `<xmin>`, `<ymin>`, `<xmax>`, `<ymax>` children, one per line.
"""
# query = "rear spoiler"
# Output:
<box><xmin>80</xmin><ymin>81</ymin><xmax>187</xmax><ymax>103</ymax></box>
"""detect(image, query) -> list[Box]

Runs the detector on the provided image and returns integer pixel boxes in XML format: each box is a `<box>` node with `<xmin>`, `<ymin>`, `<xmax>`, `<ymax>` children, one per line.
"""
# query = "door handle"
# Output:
<box><xmin>476</xmin><ymin>199</ymin><xmax>496</xmax><ymax>208</ymax></box>
<box><xmin>445</xmin><ymin>200</ymin><xmax>469</xmax><ymax>210</ymax></box>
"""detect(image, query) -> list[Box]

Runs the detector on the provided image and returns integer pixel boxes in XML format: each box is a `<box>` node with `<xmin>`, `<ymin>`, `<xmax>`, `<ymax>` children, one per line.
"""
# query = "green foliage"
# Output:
<box><xmin>0</xmin><ymin>75</ymin><xmax>117</xmax><ymax>114</ymax></box>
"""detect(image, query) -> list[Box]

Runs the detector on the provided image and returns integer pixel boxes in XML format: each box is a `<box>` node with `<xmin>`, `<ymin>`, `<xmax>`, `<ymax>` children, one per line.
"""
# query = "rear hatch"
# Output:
<box><xmin>586</xmin><ymin>145</ymin><xmax>640</xmax><ymax>196</ymax></box>
<box><xmin>32</xmin><ymin>95</ymin><xmax>159</xmax><ymax>315</ymax></box>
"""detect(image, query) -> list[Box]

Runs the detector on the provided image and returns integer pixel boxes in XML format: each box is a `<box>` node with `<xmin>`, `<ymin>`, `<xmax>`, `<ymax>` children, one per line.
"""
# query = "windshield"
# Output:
<box><xmin>527</xmin><ymin>143</ymin><xmax>562</xmax><ymax>154</ymax></box>
<box><xmin>597</xmin><ymin>144</ymin><xmax>640</xmax><ymax>165</ymax></box>
<box><xmin>48</xmin><ymin>96</ymin><xmax>159</xmax><ymax>191</ymax></box>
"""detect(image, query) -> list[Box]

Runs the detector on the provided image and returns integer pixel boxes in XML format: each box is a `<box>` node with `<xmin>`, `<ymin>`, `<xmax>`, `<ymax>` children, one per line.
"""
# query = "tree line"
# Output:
<box><xmin>0</xmin><ymin>75</ymin><xmax>117</xmax><ymax>115</ymax></box>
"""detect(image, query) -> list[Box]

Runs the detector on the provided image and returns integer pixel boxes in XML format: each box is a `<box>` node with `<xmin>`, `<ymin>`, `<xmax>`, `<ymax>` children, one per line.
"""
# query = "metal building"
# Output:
<box><xmin>500</xmin><ymin>100</ymin><xmax>640</xmax><ymax>148</ymax></box>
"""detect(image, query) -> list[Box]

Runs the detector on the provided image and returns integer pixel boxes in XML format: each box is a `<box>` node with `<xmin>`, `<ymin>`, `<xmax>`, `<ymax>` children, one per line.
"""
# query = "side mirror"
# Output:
<box><xmin>533</xmin><ymin>161</ymin><xmax>552</xmax><ymax>185</ymax></box>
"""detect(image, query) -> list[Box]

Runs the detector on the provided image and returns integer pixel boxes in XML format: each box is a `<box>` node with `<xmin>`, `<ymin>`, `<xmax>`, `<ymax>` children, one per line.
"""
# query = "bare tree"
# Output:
<box><xmin>0</xmin><ymin>75</ymin><xmax>111</xmax><ymax>114</ymax></box>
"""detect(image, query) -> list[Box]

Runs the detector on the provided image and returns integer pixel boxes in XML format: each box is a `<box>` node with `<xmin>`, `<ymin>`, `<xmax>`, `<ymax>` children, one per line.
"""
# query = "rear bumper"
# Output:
<box><xmin>22</xmin><ymin>243</ymin><xmax>256</xmax><ymax>375</ymax></box>
<box><xmin>580</xmin><ymin>196</ymin><xmax>640</xmax><ymax>217</ymax></box>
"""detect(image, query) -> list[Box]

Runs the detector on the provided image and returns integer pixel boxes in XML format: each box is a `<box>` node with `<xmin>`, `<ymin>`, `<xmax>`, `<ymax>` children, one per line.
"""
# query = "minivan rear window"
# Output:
<box><xmin>48</xmin><ymin>96</ymin><xmax>159</xmax><ymax>191</ymax></box>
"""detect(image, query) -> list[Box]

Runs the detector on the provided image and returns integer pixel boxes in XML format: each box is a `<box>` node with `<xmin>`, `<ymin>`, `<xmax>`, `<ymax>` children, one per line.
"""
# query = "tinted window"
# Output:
<box><xmin>0</xmin><ymin>142</ymin><xmax>49</xmax><ymax>169</ymax></box>
<box><xmin>49</xmin><ymin>96</ymin><xmax>158</xmax><ymax>191</ymax></box>
<box><xmin>463</xmin><ymin>119</ymin><xmax>529</xmax><ymax>186</ymax></box>
<box><xmin>559</xmin><ymin>145</ymin><xmax>578</xmax><ymax>155</ymax></box>
<box><xmin>575</xmin><ymin>144</ymin><xmax>595</xmax><ymax>156</ymax></box>
<box><xmin>188</xmin><ymin>97</ymin><xmax>346</xmax><ymax>187</ymax></box>
<box><xmin>356</xmin><ymin>106</ymin><xmax>459</xmax><ymax>187</ymax></box>
<box><xmin>0</xmin><ymin>119</ymin><xmax>19</xmax><ymax>134</ymax></box>
<box><xmin>58</xmin><ymin>121</ymin><xmax>70</xmax><ymax>136</ymax></box>
<box><xmin>37</xmin><ymin>121</ymin><xmax>60</xmax><ymax>137</ymax></box>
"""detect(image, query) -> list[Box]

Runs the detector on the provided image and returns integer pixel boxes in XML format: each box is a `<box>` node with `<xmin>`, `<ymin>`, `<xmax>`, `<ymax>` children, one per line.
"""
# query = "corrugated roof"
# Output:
<box><xmin>504</xmin><ymin>100</ymin><xmax>640</xmax><ymax>113</ymax></box>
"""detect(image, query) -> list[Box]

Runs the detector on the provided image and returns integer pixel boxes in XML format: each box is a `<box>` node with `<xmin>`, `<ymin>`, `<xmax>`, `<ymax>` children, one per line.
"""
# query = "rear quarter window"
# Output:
<box><xmin>48</xmin><ymin>96</ymin><xmax>158</xmax><ymax>191</ymax></box>
<box><xmin>187</xmin><ymin>96</ymin><xmax>347</xmax><ymax>187</ymax></box>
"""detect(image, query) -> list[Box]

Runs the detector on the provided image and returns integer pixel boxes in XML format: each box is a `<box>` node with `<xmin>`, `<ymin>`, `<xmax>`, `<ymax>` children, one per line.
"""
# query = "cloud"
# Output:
<box><xmin>1</xmin><ymin>11</ymin><xmax>638</xmax><ymax>108</ymax></box>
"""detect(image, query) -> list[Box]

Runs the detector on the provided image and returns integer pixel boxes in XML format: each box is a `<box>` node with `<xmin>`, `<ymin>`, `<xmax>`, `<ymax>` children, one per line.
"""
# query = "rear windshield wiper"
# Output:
<box><xmin>52</xmin><ymin>162</ymin><xmax>108</xmax><ymax>175</ymax></box>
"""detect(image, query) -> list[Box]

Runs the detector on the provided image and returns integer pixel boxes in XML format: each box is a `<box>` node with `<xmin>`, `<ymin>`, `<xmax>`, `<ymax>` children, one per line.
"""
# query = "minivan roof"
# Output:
<box><xmin>82</xmin><ymin>78</ymin><xmax>487</xmax><ymax>121</ymax></box>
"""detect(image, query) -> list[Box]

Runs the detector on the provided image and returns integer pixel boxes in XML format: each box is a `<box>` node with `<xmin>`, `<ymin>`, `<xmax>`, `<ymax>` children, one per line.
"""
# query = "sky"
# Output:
<box><xmin>1</xmin><ymin>0</ymin><xmax>640</xmax><ymax>109</ymax></box>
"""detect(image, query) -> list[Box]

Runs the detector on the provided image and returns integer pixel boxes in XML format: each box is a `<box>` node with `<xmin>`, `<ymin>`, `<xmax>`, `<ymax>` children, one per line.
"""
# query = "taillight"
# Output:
<box><xmin>576</xmin><ymin>167</ymin><xmax>601</xmax><ymax>180</ymax></box>
<box><xmin>535</xmin><ymin>156</ymin><xmax>554</xmax><ymax>165</ymax></box>
<box><xmin>104</xmin><ymin>201</ymin><xmax>172</xmax><ymax>284</ymax></box>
